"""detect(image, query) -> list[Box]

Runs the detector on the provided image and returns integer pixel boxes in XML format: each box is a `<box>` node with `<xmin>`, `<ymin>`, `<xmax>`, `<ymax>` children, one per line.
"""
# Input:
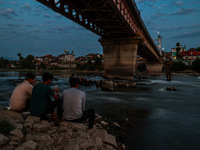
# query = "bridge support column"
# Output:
<box><xmin>145</xmin><ymin>61</ymin><xmax>163</xmax><ymax>73</ymax></box>
<box><xmin>99</xmin><ymin>37</ymin><xmax>141</xmax><ymax>80</ymax></box>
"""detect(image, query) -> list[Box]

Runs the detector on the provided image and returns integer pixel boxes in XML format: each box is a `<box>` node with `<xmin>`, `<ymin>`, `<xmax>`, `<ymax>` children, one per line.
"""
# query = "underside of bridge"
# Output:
<box><xmin>37</xmin><ymin>0</ymin><xmax>163</xmax><ymax>79</ymax></box>
<box><xmin>37</xmin><ymin>0</ymin><xmax>136</xmax><ymax>37</ymax></box>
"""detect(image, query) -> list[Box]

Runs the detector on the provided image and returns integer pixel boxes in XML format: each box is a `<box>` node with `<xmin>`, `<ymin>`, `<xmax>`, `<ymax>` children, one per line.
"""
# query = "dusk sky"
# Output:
<box><xmin>0</xmin><ymin>0</ymin><xmax>200</xmax><ymax>60</ymax></box>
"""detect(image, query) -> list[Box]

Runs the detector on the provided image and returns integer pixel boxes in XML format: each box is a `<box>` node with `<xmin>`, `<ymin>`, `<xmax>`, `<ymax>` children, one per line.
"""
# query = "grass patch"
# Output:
<box><xmin>0</xmin><ymin>119</ymin><xmax>15</xmax><ymax>135</ymax></box>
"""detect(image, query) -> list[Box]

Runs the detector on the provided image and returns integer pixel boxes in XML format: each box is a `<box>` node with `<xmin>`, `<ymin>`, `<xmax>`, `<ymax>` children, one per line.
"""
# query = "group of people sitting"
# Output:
<box><xmin>9</xmin><ymin>72</ymin><xmax>95</xmax><ymax>129</ymax></box>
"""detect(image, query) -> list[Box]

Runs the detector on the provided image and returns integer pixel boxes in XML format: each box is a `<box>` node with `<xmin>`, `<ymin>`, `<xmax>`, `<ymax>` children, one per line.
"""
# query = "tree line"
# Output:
<box><xmin>1</xmin><ymin>50</ymin><xmax>200</xmax><ymax>73</ymax></box>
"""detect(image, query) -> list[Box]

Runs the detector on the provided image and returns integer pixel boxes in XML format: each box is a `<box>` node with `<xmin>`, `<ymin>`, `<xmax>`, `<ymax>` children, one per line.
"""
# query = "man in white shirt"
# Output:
<box><xmin>9</xmin><ymin>73</ymin><xmax>35</xmax><ymax>112</ymax></box>
<box><xmin>63</xmin><ymin>77</ymin><xmax>95</xmax><ymax>129</ymax></box>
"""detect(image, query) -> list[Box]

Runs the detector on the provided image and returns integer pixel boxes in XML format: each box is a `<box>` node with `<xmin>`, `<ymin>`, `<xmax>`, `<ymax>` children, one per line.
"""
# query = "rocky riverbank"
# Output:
<box><xmin>0</xmin><ymin>107</ymin><xmax>126</xmax><ymax>150</ymax></box>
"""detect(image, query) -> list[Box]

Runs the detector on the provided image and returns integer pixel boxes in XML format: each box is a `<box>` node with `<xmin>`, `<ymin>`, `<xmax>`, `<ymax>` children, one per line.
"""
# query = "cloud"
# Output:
<box><xmin>51</xmin><ymin>24</ymin><xmax>85</xmax><ymax>33</ymax></box>
<box><xmin>52</xmin><ymin>25</ymin><xmax>69</xmax><ymax>32</ymax></box>
<box><xmin>10</xmin><ymin>2</ymin><xmax>17</xmax><ymax>6</ymax></box>
<box><xmin>72</xmin><ymin>25</ymin><xmax>85</xmax><ymax>30</ymax></box>
<box><xmin>152</xmin><ymin>24</ymin><xmax>200</xmax><ymax>34</ymax></box>
<box><xmin>6</xmin><ymin>23</ymin><xmax>20</xmax><ymax>28</ymax></box>
<box><xmin>0</xmin><ymin>35</ymin><xmax>16</xmax><ymax>40</ymax></box>
<box><xmin>55</xmin><ymin>14</ymin><xmax>63</xmax><ymax>19</ymax></box>
<box><xmin>173</xmin><ymin>24</ymin><xmax>200</xmax><ymax>30</ymax></box>
<box><xmin>170</xmin><ymin>1</ymin><xmax>184</xmax><ymax>6</ymax></box>
<box><xmin>43</xmin><ymin>14</ymin><xmax>51</xmax><ymax>18</ymax></box>
<box><xmin>170</xmin><ymin>31</ymin><xmax>200</xmax><ymax>39</ymax></box>
<box><xmin>26</xmin><ymin>24</ymin><xmax>34</xmax><ymax>27</ymax></box>
<box><xmin>170</xmin><ymin>8</ymin><xmax>198</xmax><ymax>15</ymax></box>
<box><xmin>33</xmin><ymin>28</ymin><xmax>40</xmax><ymax>32</ymax></box>
<box><xmin>0</xmin><ymin>8</ymin><xmax>18</xmax><ymax>19</ymax></box>
<box><xmin>45</xmin><ymin>20</ymin><xmax>55</xmax><ymax>23</ymax></box>
<box><xmin>21</xmin><ymin>3</ymin><xmax>31</xmax><ymax>12</ymax></box>
<box><xmin>136</xmin><ymin>0</ymin><xmax>157</xmax><ymax>4</ymax></box>
<box><xmin>151</xmin><ymin>12</ymin><xmax>166</xmax><ymax>19</ymax></box>
<box><xmin>143</xmin><ymin>19</ymin><xmax>156</xmax><ymax>28</ymax></box>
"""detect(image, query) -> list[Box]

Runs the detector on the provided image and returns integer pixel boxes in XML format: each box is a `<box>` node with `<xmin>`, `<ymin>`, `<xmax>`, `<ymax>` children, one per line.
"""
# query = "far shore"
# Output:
<box><xmin>0</xmin><ymin>68</ymin><xmax>199</xmax><ymax>77</ymax></box>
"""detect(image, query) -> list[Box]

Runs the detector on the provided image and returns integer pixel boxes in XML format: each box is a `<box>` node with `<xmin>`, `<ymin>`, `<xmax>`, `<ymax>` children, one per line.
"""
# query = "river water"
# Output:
<box><xmin>0</xmin><ymin>71</ymin><xmax>200</xmax><ymax>150</ymax></box>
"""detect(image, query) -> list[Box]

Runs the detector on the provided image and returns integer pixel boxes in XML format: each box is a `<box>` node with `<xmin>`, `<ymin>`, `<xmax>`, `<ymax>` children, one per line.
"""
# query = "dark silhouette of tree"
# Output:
<box><xmin>196</xmin><ymin>47</ymin><xmax>200</xmax><ymax>52</ymax></box>
<box><xmin>191</xmin><ymin>59</ymin><xmax>200</xmax><ymax>72</ymax></box>
<box><xmin>25</xmin><ymin>55</ymin><xmax>35</xmax><ymax>69</ymax></box>
<box><xmin>94</xmin><ymin>56</ymin><xmax>101</xmax><ymax>66</ymax></box>
<box><xmin>87</xmin><ymin>59</ymin><xmax>92</xmax><ymax>65</ymax></box>
<box><xmin>18</xmin><ymin>54</ymin><xmax>35</xmax><ymax>69</ymax></box>
<box><xmin>0</xmin><ymin>57</ymin><xmax>9</xmax><ymax>68</ymax></box>
<box><xmin>171</xmin><ymin>61</ymin><xmax>187</xmax><ymax>72</ymax></box>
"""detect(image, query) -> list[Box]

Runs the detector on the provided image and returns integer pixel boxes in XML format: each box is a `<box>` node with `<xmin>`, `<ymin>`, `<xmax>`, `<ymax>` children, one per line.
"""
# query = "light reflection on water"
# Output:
<box><xmin>0</xmin><ymin>71</ymin><xmax>200</xmax><ymax>150</ymax></box>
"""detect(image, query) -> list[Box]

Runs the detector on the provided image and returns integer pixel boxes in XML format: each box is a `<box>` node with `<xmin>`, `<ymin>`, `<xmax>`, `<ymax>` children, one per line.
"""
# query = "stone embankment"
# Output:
<box><xmin>0</xmin><ymin>108</ymin><xmax>125</xmax><ymax>150</ymax></box>
<box><xmin>77</xmin><ymin>77</ymin><xmax>137</xmax><ymax>91</ymax></box>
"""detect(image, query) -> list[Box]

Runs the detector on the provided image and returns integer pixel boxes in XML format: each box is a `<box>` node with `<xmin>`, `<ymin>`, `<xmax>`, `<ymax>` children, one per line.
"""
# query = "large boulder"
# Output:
<box><xmin>16</xmin><ymin>140</ymin><xmax>37</xmax><ymax>150</ymax></box>
<box><xmin>0</xmin><ymin>110</ymin><xmax>24</xmax><ymax>128</ymax></box>
<box><xmin>101</xmin><ymin>80</ymin><xmax>114</xmax><ymax>91</ymax></box>
<box><xmin>60</xmin><ymin>121</ymin><xmax>87</xmax><ymax>131</ymax></box>
<box><xmin>0</xmin><ymin>134</ymin><xmax>9</xmax><ymax>147</ymax></box>
<box><xmin>9</xmin><ymin>129</ymin><xmax>24</xmax><ymax>142</ymax></box>
<box><xmin>93</xmin><ymin>129</ymin><xmax>117</xmax><ymax>147</ymax></box>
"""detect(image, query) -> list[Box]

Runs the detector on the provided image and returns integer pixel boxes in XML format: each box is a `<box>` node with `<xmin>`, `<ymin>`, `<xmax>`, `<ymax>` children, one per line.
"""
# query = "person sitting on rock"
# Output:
<box><xmin>30</xmin><ymin>72</ymin><xmax>62</xmax><ymax>122</ymax></box>
<box><xmin>9</xmin><ymin>73</ymin><xmax>35</xmax><ymax>112</ymax></box>
<box><xmin>62</xmin><ymin>77</ymin><xmax>95</xmax><ymax>129</ymax></box>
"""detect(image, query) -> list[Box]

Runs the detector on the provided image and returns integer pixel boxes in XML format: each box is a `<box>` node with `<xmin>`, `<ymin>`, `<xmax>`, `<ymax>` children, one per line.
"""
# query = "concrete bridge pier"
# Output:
<box><xmin>145</xmin><ymin>61</ymin><xmax>163</xmax><ymax>73</ymax></box>
<box><xmin>99</xmin><ymin>37</ymin><xmax>141</xmax><ymax>80</ymax></box>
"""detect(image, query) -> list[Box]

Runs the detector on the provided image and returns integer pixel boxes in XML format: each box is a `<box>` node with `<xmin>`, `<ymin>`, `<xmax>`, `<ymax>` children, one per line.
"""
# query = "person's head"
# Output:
<box><xmin>42</xmin><ymin>72</ymin><xmax>55</xmax><ymax>83</ymax></box>
<box><xmin>25</xmin><ymin>73</ymin><xmax>35</xmax><ymax>84</ymax></box>
<box><xmin>70</xmin><ymin>77</ymin><xmax>79</xmax><ymax>88</ymax></box>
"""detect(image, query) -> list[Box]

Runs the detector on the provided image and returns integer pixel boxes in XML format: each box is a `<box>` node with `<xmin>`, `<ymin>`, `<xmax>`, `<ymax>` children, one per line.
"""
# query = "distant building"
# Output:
<box><xmin>171</xmin><ymin>44</ymin><xmax>186</xmax><ymax>60</ymax></box>
<box><xmin>57</xmin><ymin>54</ymin><xmax>65</xmax><ymax>62</ymax></box>
<box><xmin>76</xmin><ymin>56</ymin><xmax>86</xmax><ymax>64</ymax></box>
<box><xmin>58</xmin><ymin>50</ymin><xmax>76</xmax><ymax>63</ymax></box>
<box><xmin>65</xmin><ymin>50</ymin><xmax>76</xmax><ymax>62</ymax></box>
<box><xmin>33</xmin><ymin>50</ymin><xmax>104</xmax><ymax>69</ymax></box>
<box><xmin>56</xmin><ymin>50</ymin><xmax>76</xmax><ymax>69</ymax></box>
<box><xmin>180</xmin><ymin>48</ymin><xmax>200</xmax><ymax>65</ymax></box>
<box><xmin>76</xmin><ymin>53</ymin><xmax>104</xmax><ymax>65</ymax></box>
<box><xmin>64</xmin><ymin>50</ymin><xmax>69</xmax><ymax>55</ymax></box>
<box><xmin>41</xmin><ymin>55</ymin><xmax>56</xmax><ymax>64</ymax></box>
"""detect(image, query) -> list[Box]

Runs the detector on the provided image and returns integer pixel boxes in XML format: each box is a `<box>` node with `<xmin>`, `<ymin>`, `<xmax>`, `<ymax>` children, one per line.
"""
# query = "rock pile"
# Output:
<box><xmin>166</xmin><ymin>86</ymin><xmax>177</xmax><ymax>91</ymax></box>
<box><xmin>0</xmin><ymin>108</ymin><xmax>125</xmax><ymax>150</ymax></box>
<box><xmin>77</xmin><ymin>77</ymin><xmax>136</xmax><ymax>91</ymax></box>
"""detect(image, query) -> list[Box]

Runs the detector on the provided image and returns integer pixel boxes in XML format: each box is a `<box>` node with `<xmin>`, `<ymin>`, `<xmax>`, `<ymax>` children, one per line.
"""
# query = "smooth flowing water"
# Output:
<box><xmin>0</xmin><ymin>71</ymin><xmax>200</xmax><ymax>150</ymax></box>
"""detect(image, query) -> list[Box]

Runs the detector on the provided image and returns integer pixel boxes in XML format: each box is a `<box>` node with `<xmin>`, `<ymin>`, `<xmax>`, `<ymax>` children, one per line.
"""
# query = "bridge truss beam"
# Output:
<box><xmin>37</xmin><ymin>0</ymin><xmax>135</xmax><ymax>37</ymax></box>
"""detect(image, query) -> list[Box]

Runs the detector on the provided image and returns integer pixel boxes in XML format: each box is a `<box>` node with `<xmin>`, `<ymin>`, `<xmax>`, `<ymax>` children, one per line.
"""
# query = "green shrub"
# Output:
<box><xmin>170</xmin><ymin>61</ymin><xmax>187</xmax><ymax>72</ymax></box>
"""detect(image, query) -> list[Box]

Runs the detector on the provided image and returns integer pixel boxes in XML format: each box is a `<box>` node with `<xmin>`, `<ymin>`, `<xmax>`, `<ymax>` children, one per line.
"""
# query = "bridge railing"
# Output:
<box><xmin>129</xmin><ymin>0</ymin><xmax>160</xmax><ymax>56</ymax></box>
<box><xmin>131</xmin><ymin>0</ymin><xmax>140</xmax><ymax>16</ymax></box>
